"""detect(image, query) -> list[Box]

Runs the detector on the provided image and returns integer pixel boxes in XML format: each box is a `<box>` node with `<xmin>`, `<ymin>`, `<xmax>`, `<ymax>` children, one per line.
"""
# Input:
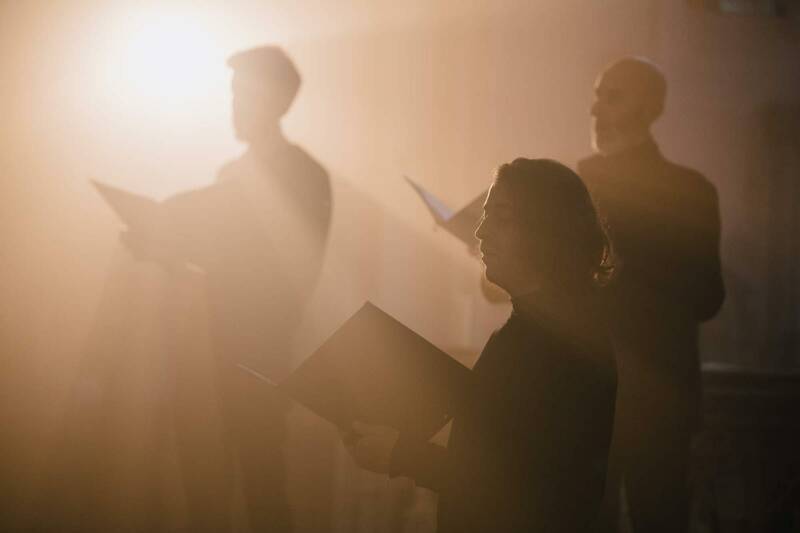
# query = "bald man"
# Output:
<box><xmin>578</xmin><ymin>58</ymin><xmax>724</xmax><ymax>533</ymax></box>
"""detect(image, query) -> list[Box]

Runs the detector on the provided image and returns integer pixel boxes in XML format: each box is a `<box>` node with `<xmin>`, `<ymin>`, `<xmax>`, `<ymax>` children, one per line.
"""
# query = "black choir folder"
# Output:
<box><xmin>251</xmin><ymin>302</ymin><xmax>473</xmax><ymax>440</ymax></box>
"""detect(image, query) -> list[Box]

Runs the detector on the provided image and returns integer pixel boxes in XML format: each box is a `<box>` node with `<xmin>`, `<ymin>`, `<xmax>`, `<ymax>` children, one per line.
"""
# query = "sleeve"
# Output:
<box><xmin>689</xmin><ymin>181</ymin><xmax>725</xmax><ymax>322</ymax></box>
<box><xmin>655</xmin><ymin>175</ymin><xmax>725</xmax><ymax>322</ymax></box>
<box><xmin>389</xmin><ymin>436</ymin><xmax>450</xmax><ymax>492</ymax></box>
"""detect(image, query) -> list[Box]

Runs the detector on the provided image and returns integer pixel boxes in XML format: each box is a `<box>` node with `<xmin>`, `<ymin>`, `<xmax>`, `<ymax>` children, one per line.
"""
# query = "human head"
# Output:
<box><xmin>475</xmin><ymin>158</ymin><xmax>612</xmax><ymax>297</ymax></box>
<box><xmin>591</xmin><ymin>57</ymin><xmax>666</xmax><ymax>155</ymax></box>
<box><xmin>227</xmin><ymin>46</ymin><xmax>301</xmax><ymax>143</ymax></box>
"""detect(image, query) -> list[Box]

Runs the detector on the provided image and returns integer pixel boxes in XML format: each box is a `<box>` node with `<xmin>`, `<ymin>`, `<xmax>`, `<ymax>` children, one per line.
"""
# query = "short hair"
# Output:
<box><xmin>604</xmin><ymin>56</ymin><xmax>667</xmax><ymax>120</ymax></box>
<box><xmin>227</xmin><ymin>45</ymin><xmax>301</xmax><ymax>105</ymax></box>
<box><xmin>494</xmin><ymin>158</ymin><xmax>615</xmax><ymax>288</ymax></box>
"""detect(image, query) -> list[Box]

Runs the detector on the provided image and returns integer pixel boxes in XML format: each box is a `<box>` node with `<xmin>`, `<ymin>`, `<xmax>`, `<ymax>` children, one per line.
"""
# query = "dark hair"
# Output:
<box><xmin>493</xmin><ymin>158</ymin><xmax>615</xmax><ymax>288</ymax></box>
<box><xmin>227</xmin><ymin>45</ymin><xmax>301</xmax><ymax>111</ymax></box>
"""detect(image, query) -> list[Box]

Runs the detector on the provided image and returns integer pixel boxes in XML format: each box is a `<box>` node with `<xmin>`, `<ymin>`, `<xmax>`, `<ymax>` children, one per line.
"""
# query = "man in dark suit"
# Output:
<box><xmin>578</xmin><ymin>57</ymin><xmax>725</xmax><ymax>533</ymax></box>
<box><xmin>127</xmin><ymin>46</ymin><xmax>331</xmax><ymax>532</ymax></box>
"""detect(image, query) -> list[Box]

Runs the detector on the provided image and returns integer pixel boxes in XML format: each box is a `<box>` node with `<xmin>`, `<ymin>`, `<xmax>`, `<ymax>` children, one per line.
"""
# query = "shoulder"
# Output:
<box><xmin>281</xmin><ymin>145</ymin><xmax>333</xmax><ymax>215</ymax></box>
<box><xmin>216</xmin><ymin>159</ymin><xmax>241</xmax><ymax>183</ymax></box>
<box><xmin>216</xmin><ymin>148</ymin><xmax>259</xmax><ymax>184</ymax></box>
<box><xmin>662</xmin><ymin>159</ymin><xmax>720</xmax><ymax>204</ymax></box>
<box><xmin>285</xmin><ymin>145</ymin><xmax>331</xmax><ymax>189</ymax></box>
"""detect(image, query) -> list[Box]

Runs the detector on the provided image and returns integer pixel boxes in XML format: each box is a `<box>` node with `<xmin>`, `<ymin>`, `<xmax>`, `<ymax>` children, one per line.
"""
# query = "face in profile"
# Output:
<box><xmin>231</xmin><ymin>73</ymin><xmax>292</xmax><ymax>142</ymax></box>
<box><xmin>590</xmin><ymin>65</ymin><xmax>653</xmax><ymax>156</ymax></box>
<box><xmin>475</xmin><ymin>183</ymin><xmax>538</xmax><ymax>295</ymax></box>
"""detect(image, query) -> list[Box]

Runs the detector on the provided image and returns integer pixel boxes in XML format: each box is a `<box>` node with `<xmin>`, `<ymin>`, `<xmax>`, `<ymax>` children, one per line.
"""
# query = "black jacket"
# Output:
<box><xmin>392</xmin><ymin>300</ymin><xmax>616</xmax><ymax>533</ymax></box>
<box><xmin>578</xmin><ymin>140</ymin><xmax>724</xmax><ymax>397</ymax></box>
<box><xmin>162</xmin><ymin>140</ymin><xmax>332</xmax><ymax>378</ymax></box>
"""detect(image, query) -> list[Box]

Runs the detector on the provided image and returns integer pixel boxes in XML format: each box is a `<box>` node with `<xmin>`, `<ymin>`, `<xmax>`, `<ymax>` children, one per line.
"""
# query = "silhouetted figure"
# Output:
<box><xmin>344</xmin><ymin>159</ymin><xmax>617</xmax><ymax>533</ymax></box>
<box><xmin>578</xmin><ymin>57</ymin><xmax>725</xmax><ymax>533</ymax></box>
<box><xmin>127</xmin><ymin>46</ymin><xmax>331</xmax><ymax>532</ymax></box>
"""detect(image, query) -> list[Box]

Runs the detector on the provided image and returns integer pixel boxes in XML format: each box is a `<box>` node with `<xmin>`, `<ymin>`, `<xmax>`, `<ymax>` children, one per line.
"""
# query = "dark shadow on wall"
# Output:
<box><xmin>761</xmin><ymin>103</ymin><xmax>800</xmax><ymax>369</ymax></box>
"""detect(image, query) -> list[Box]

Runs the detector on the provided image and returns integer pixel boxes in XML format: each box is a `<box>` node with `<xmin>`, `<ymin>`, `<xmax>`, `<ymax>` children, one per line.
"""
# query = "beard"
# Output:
<box><xmin>591</xmin><ymin>112</ymin><xmax>652</xmax><ymax>156</ymax></box>
<box><xmin>591</xmin><ymin>126</ymin><xmax>637</xmax><ymax>156</ymax></box>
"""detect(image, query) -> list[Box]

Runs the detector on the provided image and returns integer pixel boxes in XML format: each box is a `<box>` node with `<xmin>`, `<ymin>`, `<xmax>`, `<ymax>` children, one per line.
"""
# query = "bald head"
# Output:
<box><xmin>590</xmin><ymin>57</ymin><xmax>667</xmax><ymax>155</ymax></box>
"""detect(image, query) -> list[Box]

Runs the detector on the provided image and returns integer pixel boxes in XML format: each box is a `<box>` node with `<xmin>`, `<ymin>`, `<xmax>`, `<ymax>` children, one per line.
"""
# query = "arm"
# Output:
<box><xmin>689</xmin><ymin>182</ymin><xmax>725</xmax><ymax>322</ymax></box>
<box><xmin>654</xmin><ymin>175</ymin><xmax>725</xmax><ymax>322</ymax></box>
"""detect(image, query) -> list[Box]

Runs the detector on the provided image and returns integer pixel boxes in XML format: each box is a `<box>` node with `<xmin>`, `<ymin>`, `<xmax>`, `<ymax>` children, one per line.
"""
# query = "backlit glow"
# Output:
<box><xmin>98</xmin><ymin>7</ymin><xmax>230</xmax><ymax>118</ymax></box>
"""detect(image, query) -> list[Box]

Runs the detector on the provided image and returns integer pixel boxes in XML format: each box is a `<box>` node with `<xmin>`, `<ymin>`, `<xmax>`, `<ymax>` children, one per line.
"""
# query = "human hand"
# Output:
<box><xmin>343</xmin><ymin>421</ymin><xmax>399</xmax><ymax>474</ymax></box>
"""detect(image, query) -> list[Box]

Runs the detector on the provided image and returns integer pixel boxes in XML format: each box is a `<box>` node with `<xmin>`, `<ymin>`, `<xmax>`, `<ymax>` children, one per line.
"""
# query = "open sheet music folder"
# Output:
<box><xmin>91</xmin><ymin>180</ymin><xmax>161</xmax><ymax>232</ymax></box>
<box><xmin>403</xmin><ymin>175</ymin><xmax>487</xmax><ymax>249</ymax></box>
<box><xmin>250</xmin><ymin>302</ymin><xmax>474</xmax><ymax>440</ymax></box>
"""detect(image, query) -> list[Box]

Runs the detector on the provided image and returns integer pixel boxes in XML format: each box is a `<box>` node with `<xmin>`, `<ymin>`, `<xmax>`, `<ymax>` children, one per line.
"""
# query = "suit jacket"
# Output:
<box><xmin>162</xmin><ymin>140</ymin><xmax>332</xmax><ymax>378</ymax></box>
<box><xmin>578</xmin><ymin>140</ymin><xmax>724</xmax><ymax>402</ymax></box>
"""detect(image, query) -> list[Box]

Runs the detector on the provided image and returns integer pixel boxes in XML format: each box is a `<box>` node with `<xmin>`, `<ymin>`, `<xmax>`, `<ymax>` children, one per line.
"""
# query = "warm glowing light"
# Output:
<box><xmin>74</xmin><ymin>4</ymin><xmax>292</xmax><ymax>198</ymax></box>
<box><xmin>98</xmin><ymin>7</ymin><xmax>231</xmax><ymax>118</ymax></box>
<box><xmin>123</xmin><ymin>13</ymin><xmax>221</xmax><ymax>100</ymax></box>
<box><xmin>75</xmin><ymin>5</ymin><xmax>243</xmax><ymax>197</ymax></box>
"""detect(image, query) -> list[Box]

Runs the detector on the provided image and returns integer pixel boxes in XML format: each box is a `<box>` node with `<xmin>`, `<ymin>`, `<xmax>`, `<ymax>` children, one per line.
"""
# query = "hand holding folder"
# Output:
<box><xmin>91</xmin><ymin>180</ymin><xmax>176</xmax><ymax>262</ymax></box>
<box><xmin>240</xmin><ymin>302</ymin><xmax>473</xmax><ymax>441</ymax></box>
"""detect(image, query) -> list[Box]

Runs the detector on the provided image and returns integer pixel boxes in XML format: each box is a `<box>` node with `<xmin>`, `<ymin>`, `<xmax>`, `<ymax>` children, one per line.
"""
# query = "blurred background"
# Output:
<box><xmin>1</xmin><ymin>1</ymin><xmax>798</xmax><ymax>531</ymax></box>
